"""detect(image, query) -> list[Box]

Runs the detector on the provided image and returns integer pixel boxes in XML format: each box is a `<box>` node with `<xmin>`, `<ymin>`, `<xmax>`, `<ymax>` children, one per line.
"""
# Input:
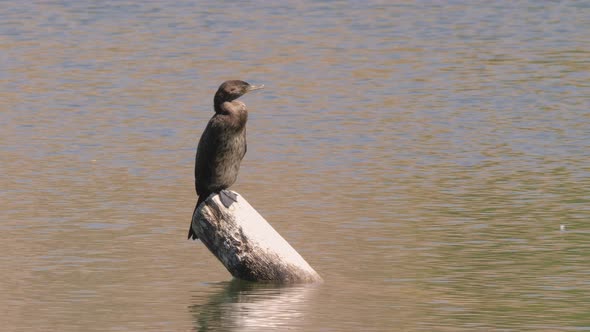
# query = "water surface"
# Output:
<box><xmin>1</xmin><ymin>1</ymin><xmax>589</xmax><ymax>331</ymax></box>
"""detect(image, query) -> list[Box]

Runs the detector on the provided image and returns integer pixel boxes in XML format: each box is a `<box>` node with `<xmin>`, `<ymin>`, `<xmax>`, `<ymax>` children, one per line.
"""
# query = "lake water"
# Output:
<box><xmin>1</xmin><ymin>1</ymin><xmax>589</xmax><ymax>331</ymax></box>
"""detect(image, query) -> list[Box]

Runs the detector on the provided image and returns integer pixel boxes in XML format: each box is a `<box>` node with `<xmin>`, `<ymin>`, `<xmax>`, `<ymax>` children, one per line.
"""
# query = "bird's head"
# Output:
<box><xmin>214</xmin><ymin>80</ymin><xmax>264</xmax><ymax>105</ymax></box>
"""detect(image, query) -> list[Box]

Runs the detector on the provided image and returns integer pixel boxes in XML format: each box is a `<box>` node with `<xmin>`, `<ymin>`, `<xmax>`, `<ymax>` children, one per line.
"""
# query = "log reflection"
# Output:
<box><xmin>190</xmin><ymin>279</ymin><xmax>319</xmax><ymax>331</ymax></box>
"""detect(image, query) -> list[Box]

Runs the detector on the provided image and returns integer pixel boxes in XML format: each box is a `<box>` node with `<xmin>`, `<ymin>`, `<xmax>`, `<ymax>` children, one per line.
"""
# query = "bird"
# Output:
<box><xmin>188</xmin><ymin>80</ymin><xmax>264</xmax><ymax>240</ymax></box>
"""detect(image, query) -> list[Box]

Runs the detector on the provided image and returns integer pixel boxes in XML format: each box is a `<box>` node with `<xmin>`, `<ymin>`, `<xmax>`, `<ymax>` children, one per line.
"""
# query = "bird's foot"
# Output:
<box><xmin>220</xmin><ymin>190</ymin><xmax>238</xmax><ymax>208</ymax></box>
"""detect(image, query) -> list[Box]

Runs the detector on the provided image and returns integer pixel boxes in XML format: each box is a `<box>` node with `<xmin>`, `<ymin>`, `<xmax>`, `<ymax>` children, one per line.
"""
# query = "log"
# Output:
<box><xmin>192</xmin><ymin>191</ymin><xmax>323</xmax><ymax>283</ymax></box>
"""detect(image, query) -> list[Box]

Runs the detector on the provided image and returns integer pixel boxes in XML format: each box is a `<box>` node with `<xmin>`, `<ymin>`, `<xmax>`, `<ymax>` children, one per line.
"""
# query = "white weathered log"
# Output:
<box><xmin>192</xmin><ymin>191</ymin><xmax>322</xmax><ymax>283</ymax></box>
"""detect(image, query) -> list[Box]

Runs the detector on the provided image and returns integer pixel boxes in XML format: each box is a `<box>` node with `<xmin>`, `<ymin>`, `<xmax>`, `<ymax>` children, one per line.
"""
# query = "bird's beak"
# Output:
<box><xmin>247</xmin><ymin>84</ymin><xmax>264</xmax><ymax>91</ymax></box>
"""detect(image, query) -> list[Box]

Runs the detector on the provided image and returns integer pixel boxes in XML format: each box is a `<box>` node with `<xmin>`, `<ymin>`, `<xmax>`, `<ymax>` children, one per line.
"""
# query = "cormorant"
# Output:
<box><xmin>188</xmin><ymin>80</ymin><xmax>264</xmax><ymax>240</ymax></box>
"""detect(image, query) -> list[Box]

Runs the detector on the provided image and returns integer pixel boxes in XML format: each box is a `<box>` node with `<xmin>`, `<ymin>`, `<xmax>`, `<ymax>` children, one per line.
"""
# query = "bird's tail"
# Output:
<box><xmin>188</xmin><ymin>194</ymin><xmax>207</xmax><ymax>240</ymax></box>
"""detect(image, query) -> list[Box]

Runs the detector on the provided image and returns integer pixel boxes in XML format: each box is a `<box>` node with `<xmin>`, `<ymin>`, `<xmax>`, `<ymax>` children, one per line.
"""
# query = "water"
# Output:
<box><xmin>1</xmin><ymin>1</ymin><xmax>589</xmax><ymax>331</ymax></box>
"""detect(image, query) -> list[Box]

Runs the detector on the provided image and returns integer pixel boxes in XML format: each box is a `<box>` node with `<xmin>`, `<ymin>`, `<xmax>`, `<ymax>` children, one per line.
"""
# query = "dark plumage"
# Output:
<box><xmin>188</xmin><ymin>80</ymin><xmax>264</xmax><ymax>240</ymax></box>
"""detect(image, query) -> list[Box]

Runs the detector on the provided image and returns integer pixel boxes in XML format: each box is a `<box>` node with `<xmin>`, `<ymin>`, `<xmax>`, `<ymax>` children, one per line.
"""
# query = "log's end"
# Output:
<box><xmin>192</xmin><ymin>191</ymin><xmax>322</xmax><ymax>284</ymax></box>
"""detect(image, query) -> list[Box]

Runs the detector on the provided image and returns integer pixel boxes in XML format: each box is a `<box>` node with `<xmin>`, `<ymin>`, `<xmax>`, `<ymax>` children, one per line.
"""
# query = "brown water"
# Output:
<box><xmin>2</xmin><ymin>1</ymin><xmax>589</xmax><ymax>331</ymax></box>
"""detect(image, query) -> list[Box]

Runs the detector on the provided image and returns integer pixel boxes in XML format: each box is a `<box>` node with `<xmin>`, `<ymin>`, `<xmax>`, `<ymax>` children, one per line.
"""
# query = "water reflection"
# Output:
<box><xmin>190</xmin><ymin>279</ymin><xmax>318</xmax><ymax>331</ymax></box>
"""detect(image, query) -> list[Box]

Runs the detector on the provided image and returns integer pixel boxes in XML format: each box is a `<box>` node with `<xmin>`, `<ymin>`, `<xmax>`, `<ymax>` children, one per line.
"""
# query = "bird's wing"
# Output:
<box><xmin>195</xmin><ymin>119</ymin><xmax>218</xmax><ymax>195</ymax></box>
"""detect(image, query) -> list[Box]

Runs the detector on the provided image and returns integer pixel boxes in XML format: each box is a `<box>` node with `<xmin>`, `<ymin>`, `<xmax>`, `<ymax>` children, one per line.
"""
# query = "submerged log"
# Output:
<box><xmin>192</xmin><ymin>191</ymin><xmax>322</xmax><ymax>283</ymax></box>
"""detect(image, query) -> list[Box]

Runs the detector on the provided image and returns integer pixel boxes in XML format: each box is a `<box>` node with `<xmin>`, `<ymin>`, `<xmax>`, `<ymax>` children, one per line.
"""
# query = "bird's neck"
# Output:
<box><xmin>215</xmin><ymin>101</ymin><xmax>248</xmax><ymax>129</ymax></box>
<box><xmin>213</xmin><ymin>93</ymin><xmax>226</xmax><ymax>109</ymax></box>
